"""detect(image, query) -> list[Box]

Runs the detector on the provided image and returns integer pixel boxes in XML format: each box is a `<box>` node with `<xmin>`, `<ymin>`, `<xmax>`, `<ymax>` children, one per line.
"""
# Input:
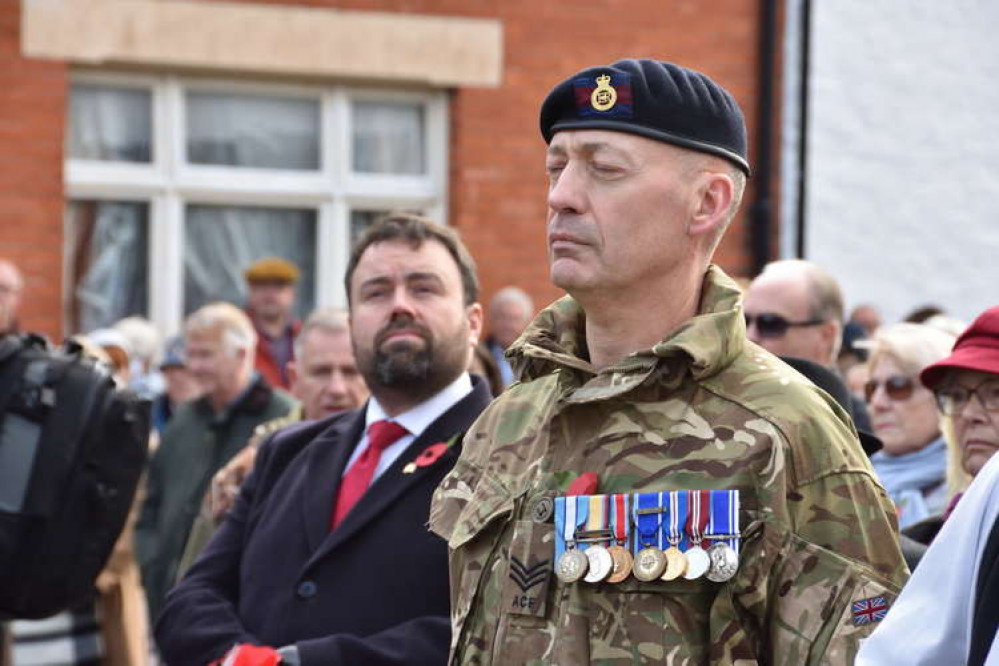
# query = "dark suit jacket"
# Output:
<box><xmin>155</xmin><ymin>377</ymin><xmax>492</xmax><ymax>666</ymax></box>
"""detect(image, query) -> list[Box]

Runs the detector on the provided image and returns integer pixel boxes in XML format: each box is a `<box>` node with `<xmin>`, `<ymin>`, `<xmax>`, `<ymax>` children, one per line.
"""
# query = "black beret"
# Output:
<box><xmin>539</xmin><ymin>59</ymin><xmax>750</xmax><ymax>175</ymax></box>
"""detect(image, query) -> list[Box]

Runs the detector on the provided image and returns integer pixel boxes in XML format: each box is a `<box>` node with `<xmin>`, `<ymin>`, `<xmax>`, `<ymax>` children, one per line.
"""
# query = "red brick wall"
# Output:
<box><xmin>210</xmin><ymin>0</ymin><xmax>767</xmax><ymax>315</ymax></box>
<box><xmin>0</xmin><ymin>0</ymin><xmax>67</xmax><ymax>339</ymax></box>
<box><xmin>452</xmin><ymin>1</ymin><xmax>763</xmax><ymax>313</ymax></box>
<box><xmin>3</xmin><ymin>0</ymin><xmax>766</xmax><ymax>338</ymax></box>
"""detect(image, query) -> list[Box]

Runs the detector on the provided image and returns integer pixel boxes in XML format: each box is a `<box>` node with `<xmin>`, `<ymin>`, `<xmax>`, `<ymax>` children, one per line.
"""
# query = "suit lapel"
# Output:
<box><xmin>306</xmin><ymin>378</ymin><xmax>493</xmax><ymax>565</ymax></box>
<box><xmin>300</xmin><ymin>408</ymin><xmax>366</xmax><ymax>554</ymax></box>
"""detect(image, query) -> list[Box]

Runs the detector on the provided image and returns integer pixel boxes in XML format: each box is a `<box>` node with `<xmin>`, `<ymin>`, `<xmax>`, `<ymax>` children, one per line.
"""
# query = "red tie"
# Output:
<box><xmin>330</xmin><ymin>420</ymin><xmax>408</xmax><ymax>530</ymax></box>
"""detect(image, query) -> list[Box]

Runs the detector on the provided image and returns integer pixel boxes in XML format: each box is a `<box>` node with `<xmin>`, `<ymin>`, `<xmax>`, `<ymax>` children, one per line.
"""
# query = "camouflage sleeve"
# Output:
<box><xmin>775</xmin><ymin>385</ymin><xmax>909</xmax><ymax>586</ymax></box>
<box><xmin>791</xmin><ymin>469</ymin><xmax>909</xmax><ymax>587</ymax></box>
<box><xmin>757</xmin><ymin>522</ymin><xmax>903</xmax><ymax>666</ymax></box>
<box><xmin>430</xmin><ymin>455</ymin><xmax>517</xmax><ymax>615</ymax></box>
<box><xmin>769</xmin><ymin>467</ymin><xmax>908</xmax><ymax>665</ymax></box>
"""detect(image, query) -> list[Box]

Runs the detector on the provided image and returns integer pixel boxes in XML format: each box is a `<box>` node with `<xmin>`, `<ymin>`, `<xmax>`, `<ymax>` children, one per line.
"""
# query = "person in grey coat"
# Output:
<box><xmin>136</xmin><ymin>302</ymin><xmax>296</xmax><ymax>621</ymax></box>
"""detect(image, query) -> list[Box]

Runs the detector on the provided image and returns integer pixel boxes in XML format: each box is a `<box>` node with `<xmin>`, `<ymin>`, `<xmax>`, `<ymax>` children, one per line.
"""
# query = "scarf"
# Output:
<box><xmin>872</xmin><ymin>436</ymin><xmax>948</xmax><ymax>528</ymax></box>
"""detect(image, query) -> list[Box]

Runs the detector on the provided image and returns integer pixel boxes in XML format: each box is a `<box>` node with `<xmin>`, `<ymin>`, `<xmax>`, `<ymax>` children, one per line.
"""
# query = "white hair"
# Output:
<box><xmin>185</xmin><ymin>302</ymin><xmax>257</xmax><ymax>358</ymax></box>
<box><xmin>294</xmin><ymin>308</ymin><xmax>350</xmax><ymax>359</ymax></box>
<box><xmin>114</xmin><ymin>316</ymin><xmax>161</xmax><ymax>365</ymax></box>
<box><xmin>490</xmin><ymin>286</ymin><xmax>534</xmax><ymax>316</ymax></box>
<box><xmin>864</xmin><ymin>322</ymin><xmax>956</xmax><ymax>377</ymax></box>
<box><xmin>923</xmin><ymin>314</ymin><xmax>967</xmax><ymax>339</ymax></box>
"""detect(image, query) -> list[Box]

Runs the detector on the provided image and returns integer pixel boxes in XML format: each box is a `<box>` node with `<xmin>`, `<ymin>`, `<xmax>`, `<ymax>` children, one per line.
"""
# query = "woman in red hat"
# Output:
<box><xmin>922</xmin><ymin>308</ymin><xmax>999</xmax><ymax>481</ymax></box>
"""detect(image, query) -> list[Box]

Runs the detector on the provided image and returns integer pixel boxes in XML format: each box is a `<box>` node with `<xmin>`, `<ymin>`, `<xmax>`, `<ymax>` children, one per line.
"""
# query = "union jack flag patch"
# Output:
<box><xmin>851</xmin><ymin>595</ymin><xmax>890</xmax><ymax>626</ymax></box>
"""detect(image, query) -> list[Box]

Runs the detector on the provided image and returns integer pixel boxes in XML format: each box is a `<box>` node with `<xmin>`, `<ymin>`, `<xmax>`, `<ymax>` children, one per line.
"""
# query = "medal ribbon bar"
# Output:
<box><xmin>587</xmin><ymin>495</ymin><xmax>605</xmax><ymax>533</ymax></box>
<box><xmin>665</xmin><ymin>491</ymin><xmax>680</xmax><ymax>547</ymax></box>
<box><xmin>573</xmin><ymin>495</ymin><xmax>589</xmax><ymax>549</ymax></box>
<box><xmin>612</xmin><ymin>493</ymin><xmax>629</xmax><ymax>548</ymax></box>
<box><xmin>687</xmin><ymin>490</ymin><xmax>710</xmax><ymax>546</ymax></box>
<box><xmin>633</xmin><ymin>493</ymin><xmax>661</xmax><ymax>551</ymax></box>
<box><xmin>554</xmin><ymin>496</ymin><xmax>566</xmax><ymax>561</ymax></box>
<box><xmin>707</xmin><ymin>489</ymin><xmax>740</xmax><ymax>554</ymax></box>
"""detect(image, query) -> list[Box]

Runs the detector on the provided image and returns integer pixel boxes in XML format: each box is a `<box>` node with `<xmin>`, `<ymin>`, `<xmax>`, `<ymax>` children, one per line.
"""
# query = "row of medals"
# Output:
<box><xmin>556</xmin><ymin>532</ymin><xmax>739</xmax><ymax>584</ymax></box>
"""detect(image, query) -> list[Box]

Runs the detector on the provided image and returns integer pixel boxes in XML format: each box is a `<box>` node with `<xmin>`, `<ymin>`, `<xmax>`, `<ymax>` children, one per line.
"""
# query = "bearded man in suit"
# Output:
<box><xmin>155</xmin><ymin>214</ymin><xmax>492</xmax><ymax>666</ymax></box>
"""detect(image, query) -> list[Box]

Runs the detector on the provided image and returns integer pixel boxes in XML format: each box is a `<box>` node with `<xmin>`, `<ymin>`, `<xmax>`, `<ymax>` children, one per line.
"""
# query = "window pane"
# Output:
<box><xmin>68</xmin><ymin>85</ymin><xmax>152</xmax><ymax>162</ymax></box>
<box><xmin>184</xmin><ymin>205</ymin><xmax>316</xmax><ymax>319</ymax></box>
<box><xmin>187</xmin><ymin>92</ymin><xmax>320</xmax><ymax>170</ymax></box>
<box><xmin>352</xmin><ymin>102</ymin><xmax>426</xmax><ymax>175</ymax></box>
<box><xmin>65</xmin><ymin>200</ymin><xmax>149</xmax><ymax>333</ymax></box>
<box><xmin>350</xmin><ymin>209</ymin><xmax>425</xmax><ymax>247</ymax></box>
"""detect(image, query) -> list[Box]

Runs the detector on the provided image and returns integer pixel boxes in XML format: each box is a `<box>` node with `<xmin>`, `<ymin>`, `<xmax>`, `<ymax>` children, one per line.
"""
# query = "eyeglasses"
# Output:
<box><xmin>744</xmin><ymin>312</ymin><xmax>826</xmax><ymax>339</ymax></box>
<box><xmin>864</xmin><ymin>375</ymin><xmax>916</xmax><ymax>403</ymax></box>
<box><xmin>935</xmin><ymin>379</ymin><xmax>999</xmax><ymax>416</ymax></box>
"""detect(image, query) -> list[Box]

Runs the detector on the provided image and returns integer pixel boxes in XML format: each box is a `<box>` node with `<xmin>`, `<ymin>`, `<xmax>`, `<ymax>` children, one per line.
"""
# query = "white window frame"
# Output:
<box><xmin>64</xmin><ymin>71</ymin><xmax>449</xmax><ymax>336</ymax></box>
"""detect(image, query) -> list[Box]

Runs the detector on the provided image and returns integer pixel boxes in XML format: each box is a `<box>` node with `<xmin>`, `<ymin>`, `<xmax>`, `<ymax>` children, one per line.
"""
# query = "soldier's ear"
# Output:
<box><xmin>688</xmin><ymin>170</ymin><xmax>734</xmax><ymax>239</ymax></box>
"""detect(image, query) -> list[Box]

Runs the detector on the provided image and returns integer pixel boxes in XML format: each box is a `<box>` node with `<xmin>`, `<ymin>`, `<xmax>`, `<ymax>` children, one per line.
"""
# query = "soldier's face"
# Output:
<box><xmin>544</xmin><ymin>130</ymin><xmax>696</xmax><ymax>297</ymax></box>
<box><xmin>349</xmin><ymin>239</ymin><xmax>482</xmax><ymax>401</ymax></box>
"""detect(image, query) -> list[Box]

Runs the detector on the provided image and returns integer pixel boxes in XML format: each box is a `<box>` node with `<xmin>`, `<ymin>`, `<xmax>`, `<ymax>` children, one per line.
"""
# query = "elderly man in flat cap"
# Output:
<box><xmin>244</xmin><ymin>257</ymin><xmax>303</xmax><ymax>390</ymax></box>
<box><xmin>431</xmin><ymin>59</ymin><xmax>907</xmax><ymax>664</ymax></box>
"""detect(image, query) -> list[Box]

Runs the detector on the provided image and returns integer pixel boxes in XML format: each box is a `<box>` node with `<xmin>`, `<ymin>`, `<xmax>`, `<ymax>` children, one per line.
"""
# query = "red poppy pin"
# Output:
<box><xmin>403</xmin><ymin>442</ymin><xmax>450</xmax><ymax>474</ymax></box>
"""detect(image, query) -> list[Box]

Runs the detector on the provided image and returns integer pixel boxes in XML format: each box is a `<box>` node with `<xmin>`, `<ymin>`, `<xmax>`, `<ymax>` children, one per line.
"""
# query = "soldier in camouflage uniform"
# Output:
<box><xmin>430</xmin><ymin>59</ymin><xmax>908</xmax><ymax>665</ymax></box>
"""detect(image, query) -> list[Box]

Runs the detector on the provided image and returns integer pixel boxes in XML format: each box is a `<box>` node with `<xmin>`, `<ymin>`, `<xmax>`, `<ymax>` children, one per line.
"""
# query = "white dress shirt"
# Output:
<box><xmin>341</xmin><ymin>372</ymin><xmax>473</xmax><ymax>482</ymax></box>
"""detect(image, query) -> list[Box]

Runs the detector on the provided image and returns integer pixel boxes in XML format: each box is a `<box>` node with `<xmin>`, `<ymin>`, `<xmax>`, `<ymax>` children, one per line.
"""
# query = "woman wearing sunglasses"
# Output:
<box><xmin>856</xmin><ymin>306</ymin><xmax>999</xmax><ymax>666</ymax></box>
<box><xmin>863</xmin><ymin>323</ymin><xmax>957</xmax><ymax>529</ymax></box>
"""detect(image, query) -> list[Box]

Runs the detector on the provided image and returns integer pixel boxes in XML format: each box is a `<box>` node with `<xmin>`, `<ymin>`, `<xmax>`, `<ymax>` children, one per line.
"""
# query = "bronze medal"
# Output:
<box><xmin>555</xmin><ymin>548</ymin><xmax>589</xmax><ymax>583</ymax></box>
<box><xmin>606</xmin><ymin>545</ymin><xmax>634</xmax><ymax>583</ymax></box>
<box><xmin>660</xmin><ymin>545</ymin><xmax>688</xmax><ymax>581</ymax></box>
<box><xmin>606</xmin><ymin>494</ymin><xmax>634</xmax><ymax>583</ymax></box>
<box><xmin>633</xmin><ymin>546</ymin><xmax>668</xmax><ymax>581</ymax></box>
<box><xmin>706</xmin><ymin>542</ymin><xmax>739</xmax><ymax>582</ymax></box>
<box><xmin>583</xmin><ymin>545</ymin><xmax>613</xmax><ymax>583</ymax></box>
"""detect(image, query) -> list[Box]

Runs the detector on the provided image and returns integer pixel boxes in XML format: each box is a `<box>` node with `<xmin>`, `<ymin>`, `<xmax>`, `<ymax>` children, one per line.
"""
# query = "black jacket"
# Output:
<box><xmin>155</xmin><ymin>377</ymin><xmax>492</xmax><ymax>666</ymax></box>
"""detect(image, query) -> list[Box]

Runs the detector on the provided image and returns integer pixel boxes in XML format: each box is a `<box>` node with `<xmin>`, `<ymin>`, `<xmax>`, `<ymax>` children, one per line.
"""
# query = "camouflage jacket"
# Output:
<box><xmin>430</xmin><ymin>266</ymin><xmax>908</xmax><ymax>665</ymax></box>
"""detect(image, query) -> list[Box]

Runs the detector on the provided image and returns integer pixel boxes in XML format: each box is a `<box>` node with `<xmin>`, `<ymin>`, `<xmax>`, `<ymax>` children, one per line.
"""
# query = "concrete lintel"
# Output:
<box><xmin>22</xmin><ymin>0</ymin><xmax>503</xmax><ymax>88</ymax></box>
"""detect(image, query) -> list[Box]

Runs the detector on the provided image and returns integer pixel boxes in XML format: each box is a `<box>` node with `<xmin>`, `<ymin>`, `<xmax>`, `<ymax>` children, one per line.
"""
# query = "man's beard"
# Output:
<box><xmin>374</xmin><ymin>338</ymin><xmax>433</xmax><ymax>386</ymax></box>
<box><xmin>367</xmin><ymin>315</ymin><xmax>467</xmax><ymax>398</ymax></box>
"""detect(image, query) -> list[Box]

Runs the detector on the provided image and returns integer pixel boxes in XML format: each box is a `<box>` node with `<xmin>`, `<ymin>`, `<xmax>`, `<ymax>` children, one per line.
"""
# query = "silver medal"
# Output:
<box><xmin>555</xmin><ymin>549</ymin><xmax>589</xmax><ymax>583</ymax></box>
<box><xmin>706</xmin><ymin>542</ymin><xmax>739</xmax><ymax>582</ymax></box>
<box><xmin>583</xmin><ymin>545</ymin><xmax>614</xmax><ymax>583</ymax></box>
<box><xmin>682</xmin><ymin>545</ymin><xmax>711</xmax><ymax>580</ymax></box>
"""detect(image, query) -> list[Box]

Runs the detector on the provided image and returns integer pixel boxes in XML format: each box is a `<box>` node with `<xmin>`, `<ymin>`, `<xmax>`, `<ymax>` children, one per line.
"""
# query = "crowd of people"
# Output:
<box><xmin>0</xmin><ymin>57</ymin><xmax>997</xmax><ymax>666</ymax></box>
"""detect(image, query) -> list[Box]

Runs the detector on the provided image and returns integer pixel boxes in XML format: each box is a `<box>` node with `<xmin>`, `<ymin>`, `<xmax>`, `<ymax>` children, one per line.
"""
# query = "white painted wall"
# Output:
<box><xmin>781</xmin><ymin>0</ymin><xmax>999</xmax><ymax>326</ymax></box>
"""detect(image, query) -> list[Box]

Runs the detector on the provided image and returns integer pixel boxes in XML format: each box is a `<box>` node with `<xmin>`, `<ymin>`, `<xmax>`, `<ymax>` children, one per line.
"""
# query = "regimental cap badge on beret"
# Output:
<box><xmin>541</xmin><ymin>58</ymin><xmax>750</xmax><ymax>175</ymax></box>
<box><xmin>574</xmin><ymin>73</ymin><xmax>633</xmax><ymax>118</ymax></box>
